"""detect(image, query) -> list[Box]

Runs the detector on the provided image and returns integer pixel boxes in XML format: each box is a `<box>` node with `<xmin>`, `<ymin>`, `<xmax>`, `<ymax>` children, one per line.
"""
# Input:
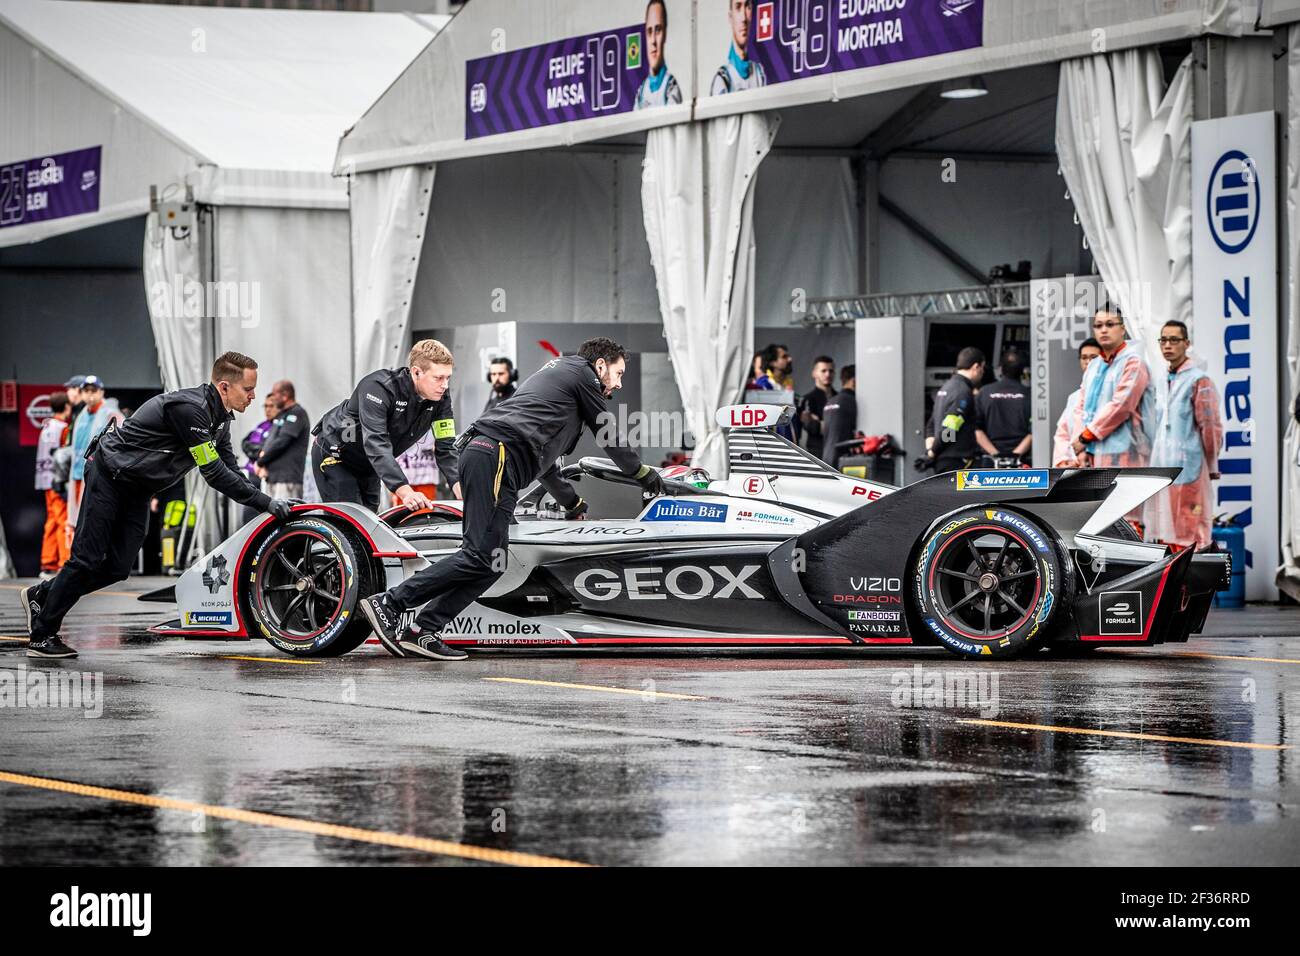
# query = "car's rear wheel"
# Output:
<box><xmin>912</xmin><ymin>508</ymin><xmax>1071</xmax><ymax>659</ymax></box>
<box><xmin>246</xmin><ymin>516</ymin><xmax>377</xmax><ymax>657</ymax></box>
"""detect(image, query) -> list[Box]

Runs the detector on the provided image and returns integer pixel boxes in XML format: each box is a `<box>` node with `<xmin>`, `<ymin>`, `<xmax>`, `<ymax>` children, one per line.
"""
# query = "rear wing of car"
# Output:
<box><xmin>715</xmin><ymin>404</ymin><xmax>790</xmax><ymax>431</ymax></box>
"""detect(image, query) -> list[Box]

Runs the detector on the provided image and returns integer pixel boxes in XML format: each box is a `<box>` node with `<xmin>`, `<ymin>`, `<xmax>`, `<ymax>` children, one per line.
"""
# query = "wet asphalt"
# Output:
<box><xmin>0</xmin><ymin>577</ymin><xmax>1297</xmax><ymax>866</ymax></box>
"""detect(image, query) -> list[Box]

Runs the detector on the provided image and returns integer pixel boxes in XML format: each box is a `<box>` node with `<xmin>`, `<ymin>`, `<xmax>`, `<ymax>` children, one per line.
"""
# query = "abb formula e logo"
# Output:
<box><xmin>574</xmin><ymin>564</ymin><xmax>763</xmax><ymax>601</ymax></box>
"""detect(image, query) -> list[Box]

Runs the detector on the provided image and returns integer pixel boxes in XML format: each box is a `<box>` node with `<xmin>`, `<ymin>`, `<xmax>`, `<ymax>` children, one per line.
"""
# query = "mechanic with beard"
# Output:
<box><xmin>361</xmin><ymin>337</ymin><xmax>664</xmax><ymax>662</ymax></box>
<box><xmin>22</xmin><ymin>352</ymin><xmax>297</xmax><ymax>659</ymax></box>
<box><xmin>483</xmin><ymin>357</ymin><xmax>517</xmax><ymax>413</ymax></box>
<box><xmin>920</xmin><ymin>347</ymin><xmax>986</xmax><ymax>474</ymax></box>
<box><xmin>312</xmin><ymin>339</ymin><xmax>461</xmax><ymax>512</ymax></box>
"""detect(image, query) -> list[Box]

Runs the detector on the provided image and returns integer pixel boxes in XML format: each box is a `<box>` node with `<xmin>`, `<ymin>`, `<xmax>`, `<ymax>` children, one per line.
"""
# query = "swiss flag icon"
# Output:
<box><xmin>756</xmin><ymin>2</ymin><xmax>774</xmax><ymax>42</ymax></box>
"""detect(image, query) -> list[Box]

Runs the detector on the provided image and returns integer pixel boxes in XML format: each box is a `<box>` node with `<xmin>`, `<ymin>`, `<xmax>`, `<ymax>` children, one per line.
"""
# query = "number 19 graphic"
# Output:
<box><xmin>585</xmin><ymin>34</ymin><xmax>622</xmax><ymax>112</ymax></box>
<box><xmin>777</xmin><ymin>0</ymin><xmax>832</xmax><ymax>74</ymax></box>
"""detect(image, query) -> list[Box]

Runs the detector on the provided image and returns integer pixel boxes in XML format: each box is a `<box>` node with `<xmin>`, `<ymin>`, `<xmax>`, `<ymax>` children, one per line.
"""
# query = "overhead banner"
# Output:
<box><xmin>699</xmin><ymin>0</ymin><xmax>984</xmax><ymax>96</ymax></box>
<box><xmin>0</xmin><ymin>146</ymin><xmax>101</xmax><ymax>230</ymax></box>
<box><xmin>465</xmin><ymin>1</ymin><xmax>690</xmax><ymax>139</ymax></box>
<box><xmin>1191</xmin><ymin>112</ymin><xmax>1278</xmax><ymax>600</ymax></box>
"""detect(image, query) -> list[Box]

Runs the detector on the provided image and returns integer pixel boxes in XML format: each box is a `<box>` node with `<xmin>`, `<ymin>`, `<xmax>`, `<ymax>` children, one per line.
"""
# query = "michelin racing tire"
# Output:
<box><xmin>246</xmin><ymin>517</ymin><xmax>376</xmax><ymax>657</ymax></box>
<box><xmin>912</xmin><ymin>507</ymin><xmax>1072</xmax><ymax>660</ymax></box>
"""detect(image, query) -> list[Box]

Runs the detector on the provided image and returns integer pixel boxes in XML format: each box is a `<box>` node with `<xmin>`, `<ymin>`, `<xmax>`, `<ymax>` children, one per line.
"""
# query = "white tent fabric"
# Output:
<box><xmin>0</xmin><ymin>0</ymin><xmax>443</xmax><ymax>236</ymax></box>
<box><xmin>1056</xmin><ymin>50</ymin><xmax>1194</xmax><ymax>372</ymax></box>
<box><xmin>214</xmin><ymin>206</ymin><xmax>352</xmax><ymax>461</ymax></box>
<box><xmin>350</xmin><ymin>165</ymin><xmax>438</xmax><ymax>376</ymax></box>
<box><xmin>642</xmin><ymin>113</ymin><xmax>778</xmax><ymax>477</ymax></box>
<box><xmin>1277</xmin><ymin>25</ymin><xmax>1300</xmax><ymax>599</ymax></box>
<box><xmin>142</xmin><ymin>216</ymin><xmax>205</xmax><ymax>393</ymax></box>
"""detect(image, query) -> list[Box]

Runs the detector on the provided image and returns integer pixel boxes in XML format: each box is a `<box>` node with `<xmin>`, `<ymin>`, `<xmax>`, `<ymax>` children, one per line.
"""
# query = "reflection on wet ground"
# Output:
<box><xmin>0</xmin><ymin>579</ymin><xmax>1297</xmax><ymax>865</ymax></box>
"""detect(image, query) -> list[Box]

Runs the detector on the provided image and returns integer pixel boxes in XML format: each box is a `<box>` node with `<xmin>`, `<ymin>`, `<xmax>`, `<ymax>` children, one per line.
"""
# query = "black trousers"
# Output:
<box><xmin>32</xmin><ymin>458</ymin><xmax>151</xmax><ymax>639</ymax></box>
<box><xmin>933</xmin><ymin>453</ymin><xmax>976</xmax><ymax>475</ymax></box>
<box><xmin>311</xmin><ymin>437</ymin><xmax>380</xmax><ymax>511</ymax></box>
<box><xmin>389</xmin><ymin>435</ymin><xmax>524</xmax><ymax>633</ymax></box>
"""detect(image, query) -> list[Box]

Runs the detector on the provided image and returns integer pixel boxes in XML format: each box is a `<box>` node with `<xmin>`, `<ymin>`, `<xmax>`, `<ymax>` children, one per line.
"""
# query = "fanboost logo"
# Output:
<box><xmin>1207</xmin><ymin>150</ymin><xmax>1260</xmax><ymax>254</ymax></box>
<box><xmin>941</xmin><ymin>0</ymin><xmax>977</xmax><ymax>14</ymax></box>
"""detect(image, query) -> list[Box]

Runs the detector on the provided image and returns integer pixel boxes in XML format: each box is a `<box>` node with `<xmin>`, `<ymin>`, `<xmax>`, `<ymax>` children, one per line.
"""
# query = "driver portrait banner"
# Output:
<box><xmin>465</xmin><ymin>24</ymin><xmax>648</xmax><ymax>139</ymax></box>
<box><xmin>740</xmin><ymin>0</ymin><xmax>984</xmax><ymax>89</ymax></box>
<box><xmin>0</xmin><ymin>146</ymin><xmax>101</xmax><ymax>230</ymax></box>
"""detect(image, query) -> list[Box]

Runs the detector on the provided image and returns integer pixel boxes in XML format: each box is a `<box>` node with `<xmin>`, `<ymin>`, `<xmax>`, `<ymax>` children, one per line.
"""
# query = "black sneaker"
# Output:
<box><xmin>359</xmin><ymin>593</ymin><xmax>405</xmax><ymax>658</ymax></box>
<box><xmin>398</xmin><ymin>628</ymin><xmax>469</xmax><ymax>661</ymax></box>
<box><xmin>20</xmin><ymin>583</ymin><xmax>45</xmax><ymax>636</ymax></box>
<box><xmin>27</xmin><ymin>636</ymin><xmax>77</xmax><ymax>659</ymax></box>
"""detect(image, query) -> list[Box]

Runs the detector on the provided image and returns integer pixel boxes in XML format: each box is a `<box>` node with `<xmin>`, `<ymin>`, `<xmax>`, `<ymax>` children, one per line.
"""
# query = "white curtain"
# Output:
<box><xmin>1056</xmin><ymin>50</ymin><xmax>1194</xmax><ymax>372</ymax></box>
<box><xmin>143</xmin><ymin>215</ymin><xmax>206</xmax><ymax>392</ymax></box>
<box><xmin>350</xmin><ymin>165</ymin><xmax>437</xmax><ymax>376</ymax></box>
<box><xmin>0</xmin><ymin>517</ymin><xmax>14</xmax><ymax>580</ymax></box>
<box><xmin>642</xmin><ymin>113</ymin><xmax>778</xmax><ymax>476</ymax></box>
<box><xmin>1278</xmin><ymin>26</ymin><xmax>1300</xmax><ymax>599</ymax></box>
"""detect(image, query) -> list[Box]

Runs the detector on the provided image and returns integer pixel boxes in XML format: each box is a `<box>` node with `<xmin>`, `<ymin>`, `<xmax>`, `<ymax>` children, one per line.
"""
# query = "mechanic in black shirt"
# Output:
<box><xmin>819</xmin><ymin>365</ymin><xmax>857</xmax><ymax>469</ymax></box>
<box><xmin>974</xmin><ymin>351</ymin><xmax>1032</xmax><ymax>463</ymax></box>
<box><xmin>312</xmin><ymin>339</ymin><xmax>460</xmax><ymax>512</ymax></box>
<box><xmin>360</xmin><ymin>337</ymin><xmax>664</xmax><ymax>662</ymax></box>
<box><xmin>483</xmin><ymin>357</ymin><xmax>518</xmax><ymax>413</ymax></box>
<box><xmin>257</xmin><ymin>379</ymin><xmax>311</xmax><ymax>498</ymax></box>
<box><xmin>923</xmin><ymin>346</ymin><xmax>986</xmax><ymax>474</ymax></box>
<box><xmin>797</xmin><ymin>355</ymin><xmax>836</xmax><ymax>460</ymax></box>
<box><xmin>21</xmin><ymin>352</ymin><xmax>297</xmax><ymax>659</ymax></box>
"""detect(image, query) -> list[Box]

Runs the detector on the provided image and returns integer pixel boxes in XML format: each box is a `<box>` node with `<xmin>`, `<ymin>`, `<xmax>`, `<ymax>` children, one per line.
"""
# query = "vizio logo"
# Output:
<box><xmin>1207</xmin><ymin>150</ymin><xmax>1260</xmax><ymax>254</ymax></box>
<box><xmin>1099</xmin><ymin>590</ymin><xmax>1143</xmax><ymax>636</ymax></box>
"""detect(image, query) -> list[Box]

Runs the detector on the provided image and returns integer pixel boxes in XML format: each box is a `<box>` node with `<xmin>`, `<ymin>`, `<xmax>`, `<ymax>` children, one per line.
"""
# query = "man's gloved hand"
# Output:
<box><xmin>267</xmin><ymin>498</ymin><xmax>301</xmax><ymax>520</ymax></box>
<box><xmin>564</xmin><ymin>497</ymin><xmax>588</xmax><ymax>521</ymax></box>
<box><xmin>634</xmin><ymin>465</ymin><xmax>665</xmax><ymax>497</ymax></box>
<box><xmin>913</xmin><ymin>456</ymin><xmax>935</xmax><ymax>473</ymax></box>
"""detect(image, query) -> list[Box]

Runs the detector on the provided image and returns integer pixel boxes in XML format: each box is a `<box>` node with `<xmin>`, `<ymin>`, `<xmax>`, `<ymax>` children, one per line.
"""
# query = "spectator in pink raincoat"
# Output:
<box><xmin>1066</xmin><ymin>307</ymin><xmax>1154</xmax><ymax>469</ymax></box>
<box><xmin>1143</xmin><ymin>321</ymin><xmax>1224</xmax><ymax>549</ymax></box>
<box><xmin>1052</xmin><ymin>338</ymin><xmax>1102</xmax><ymax>466</ymax></box>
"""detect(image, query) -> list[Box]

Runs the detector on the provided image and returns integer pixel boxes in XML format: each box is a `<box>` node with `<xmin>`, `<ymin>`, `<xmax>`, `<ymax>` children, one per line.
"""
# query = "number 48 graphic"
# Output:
<box><xmin>778</xmin><ymin>0</ymin><xmax>832</xmax><ymax>74</ymax></box>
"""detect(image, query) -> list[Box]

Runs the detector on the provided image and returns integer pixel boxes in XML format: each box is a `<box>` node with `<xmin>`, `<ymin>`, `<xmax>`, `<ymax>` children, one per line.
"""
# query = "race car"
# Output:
<box><xmin>142</xmin><ymin>404</ymin><xmax>1230</xmax><ymax>660</ymax></box>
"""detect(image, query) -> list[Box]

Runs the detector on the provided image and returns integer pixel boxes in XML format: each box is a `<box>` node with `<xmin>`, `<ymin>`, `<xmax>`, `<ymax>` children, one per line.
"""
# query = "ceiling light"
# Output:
<box><xmin>939</xmin><ymin>76</ymin><xmax>988</xmax><ymax>99</ymax></box>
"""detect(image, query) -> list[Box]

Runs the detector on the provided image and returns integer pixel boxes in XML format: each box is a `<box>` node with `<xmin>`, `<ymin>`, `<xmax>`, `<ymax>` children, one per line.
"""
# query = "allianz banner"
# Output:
<box><xmin>1191</xmin><ymin>112</ymin><xmax>1278</xmax><ymax>600</ymax></box>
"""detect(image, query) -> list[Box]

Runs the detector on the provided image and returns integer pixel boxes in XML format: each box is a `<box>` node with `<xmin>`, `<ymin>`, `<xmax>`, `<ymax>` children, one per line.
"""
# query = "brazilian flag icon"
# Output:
<box><xmin>626</xmin><ymin>32</ymin><xmax>642</xmax><ymax>69</ymax></box>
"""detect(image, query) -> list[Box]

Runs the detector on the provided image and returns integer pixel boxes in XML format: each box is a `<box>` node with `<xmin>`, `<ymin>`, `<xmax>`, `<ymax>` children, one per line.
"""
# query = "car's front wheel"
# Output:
<box><xmin>246</xmin><ymin>516</ymin><xmax>377</xmax><ymax>657</ymax></box>
<box><xmin>912</xmin><ymin>507</ymin><xmax>1071</xmax><ymax>659</ymax></box>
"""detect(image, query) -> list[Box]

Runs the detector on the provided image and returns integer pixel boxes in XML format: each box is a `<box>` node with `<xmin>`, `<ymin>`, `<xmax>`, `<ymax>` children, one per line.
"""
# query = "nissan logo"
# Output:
<box><xmin>1207</xmin><ymin>149</ymin><xmax>1260</xmax><ymax>254</ymax></box>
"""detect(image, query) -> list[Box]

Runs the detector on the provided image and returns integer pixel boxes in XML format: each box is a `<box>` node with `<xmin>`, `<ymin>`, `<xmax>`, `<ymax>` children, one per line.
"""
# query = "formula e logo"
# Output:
<box><xmin>574</xmin><ymin>564</ymin><xmax>762</xmax><ymax>601</ymax></box>
<box><xmin>956</xmin><ymin>470</ymin><xmax>1049</xmax><ymax>491</ymax></box>
<box><xmin>941</xmin><ymin>0</ymin><xmax>977</xmax><ymax>15</ymax></box>
<box><xmin>201</xmin><ymin>555</ymin><xmax>230</xmax><ymax>594</ymax></box>
<box><xmin>642</xmin><ymin>500</ymin><xmax>728</xmax><ymax>522</ymax></box>
<box><xmin>1207</xmin><ymin>150</ymin><xmax>1260</xmax><ymax>254</ymax></box>
<box><xmin>1099</xmin><ymin>590</ymin><xmax>1143</xmax><ymax>636</ymax></box>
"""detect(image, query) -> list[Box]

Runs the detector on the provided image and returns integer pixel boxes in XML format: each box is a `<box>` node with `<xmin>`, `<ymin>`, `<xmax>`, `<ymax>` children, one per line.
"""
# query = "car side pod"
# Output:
<box><xmin>1064</xmin><ymin>546</ymin><xmax>1229</xmax><ymax>647</ymax></box>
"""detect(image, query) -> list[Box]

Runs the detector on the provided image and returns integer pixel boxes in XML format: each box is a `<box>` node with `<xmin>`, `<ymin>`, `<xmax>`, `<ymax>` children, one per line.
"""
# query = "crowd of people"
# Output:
<box><xmin>744</xmin><ymin>343</ymin><xmax>857</xmax><ymax>467</ymax></box>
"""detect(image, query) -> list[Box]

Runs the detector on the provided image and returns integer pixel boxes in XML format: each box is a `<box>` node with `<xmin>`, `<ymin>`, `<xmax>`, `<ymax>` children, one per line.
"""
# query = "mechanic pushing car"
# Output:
<box><xmin>21</xmin><ymin>352</ymin><xmax>298</xmax><ymax>659</ymax></box>
<box><xmin>311</xmin><ymin>339</ymin><xmax>462</xmax><ymax>512</ymax></box>
<box><xmin>360</xmin><ymin>336</ymin><xmax>665</xmax><ymax>661</ymax></box>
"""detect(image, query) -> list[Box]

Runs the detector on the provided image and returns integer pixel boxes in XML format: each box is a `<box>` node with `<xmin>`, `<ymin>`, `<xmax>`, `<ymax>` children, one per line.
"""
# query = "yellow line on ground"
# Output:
<box><xmin>217</xmin><ymin>655</ymin><xmax>326</xmax><ymax>666</ymax></box>
<box><xmin>957</xmin><ymin>718</ymin><xmax>1290</xmax><ymax>750</ymax></box>
<box><xmin>483</xmin><ymin>676</ymin><xmax>707</xmax><ymax>700</ymax></box>
<box><xmin>0</xmin><ymin>769</ymin><xmax>590</xmax><ymax>867</ymax></box>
